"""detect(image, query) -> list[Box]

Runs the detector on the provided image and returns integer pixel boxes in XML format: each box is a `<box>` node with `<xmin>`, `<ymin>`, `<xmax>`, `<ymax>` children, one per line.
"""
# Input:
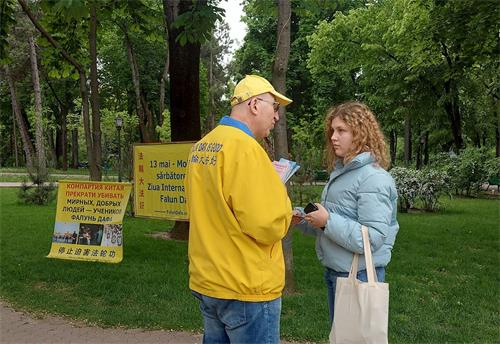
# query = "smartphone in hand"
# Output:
<box><xmin>304</xmin><ymin>202</ymin><xmax>319</xmax><ymax>214</ymax></box>
<box><xmin>304</xmin><ymin>202</ymin><xmax>325</xmax><ymax>230</ymax></box>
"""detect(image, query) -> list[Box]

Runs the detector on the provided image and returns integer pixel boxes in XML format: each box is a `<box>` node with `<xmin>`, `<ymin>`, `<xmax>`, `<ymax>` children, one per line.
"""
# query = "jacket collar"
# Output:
<box><xmin>219</xmin><ymin>116</ymin><xmax>255</xmax><ymax>138</ymax></box>
<box><xmin>330</xmin><ymin>152</ymin><xmax>375</xmax><ymax>180</ymax></box>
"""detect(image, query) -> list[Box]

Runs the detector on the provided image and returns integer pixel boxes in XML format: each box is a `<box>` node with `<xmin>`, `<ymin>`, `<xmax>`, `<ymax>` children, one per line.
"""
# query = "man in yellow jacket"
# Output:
<box><xmin>185</xmin><ymin>75</ymin><xmax>293</xmax><ymax>343</ymax></box>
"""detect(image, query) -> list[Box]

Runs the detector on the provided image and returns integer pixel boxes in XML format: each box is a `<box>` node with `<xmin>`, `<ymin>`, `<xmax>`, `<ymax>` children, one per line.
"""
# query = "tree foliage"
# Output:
<box><xmin>1</xmin><ymin>0</ymin><xmax>498</xmax><ymax>179</ymax></box>
<box><xmin>308</xmin><ymin>0</ymin><xmax>499</xmax><ymax>158</ymax></box>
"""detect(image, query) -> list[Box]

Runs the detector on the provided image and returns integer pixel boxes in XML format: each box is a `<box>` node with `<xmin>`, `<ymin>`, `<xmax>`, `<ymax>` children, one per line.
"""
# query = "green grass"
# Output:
<box><xmin>388</xmin><ymin>199</ymin><xmax>499</xmax><ymax>343</ymax></box>
<box><xmin>0</xmin><ymin>187</ymin><xmax>498</xmax><ymax>343</ymax></box>
<box><xmin>0</xmin><ymin>167</ymin><xmax>121</xmax><ymax>182</ymax></box>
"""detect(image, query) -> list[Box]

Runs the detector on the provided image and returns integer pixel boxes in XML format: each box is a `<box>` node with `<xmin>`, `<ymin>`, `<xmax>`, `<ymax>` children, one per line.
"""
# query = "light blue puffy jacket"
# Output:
<box><xmin>295</xmin><ymin>152</ymin><xmax>399</xmax><ymax>272</ymax></box>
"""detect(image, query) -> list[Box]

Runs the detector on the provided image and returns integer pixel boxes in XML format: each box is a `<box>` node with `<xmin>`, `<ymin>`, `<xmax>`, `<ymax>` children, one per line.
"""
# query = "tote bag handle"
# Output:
<box><xmin>348</xmin><ymin>225</ymin><xmax>378</xmax><ymax>284</ymax></box>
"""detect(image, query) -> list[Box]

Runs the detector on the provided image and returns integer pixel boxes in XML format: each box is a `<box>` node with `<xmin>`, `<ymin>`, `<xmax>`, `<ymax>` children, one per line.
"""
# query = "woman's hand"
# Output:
<box><xmin>304</xmin><ymin>203</ymin><xmax>328</xmax><ymax>229</ymax></box>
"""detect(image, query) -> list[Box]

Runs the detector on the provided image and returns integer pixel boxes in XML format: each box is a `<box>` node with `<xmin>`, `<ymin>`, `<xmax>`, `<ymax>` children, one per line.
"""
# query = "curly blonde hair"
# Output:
<box><xmin>325</xmin><ymin>101</ymin><xmax>389</xmax><ymax>171</ymax></box>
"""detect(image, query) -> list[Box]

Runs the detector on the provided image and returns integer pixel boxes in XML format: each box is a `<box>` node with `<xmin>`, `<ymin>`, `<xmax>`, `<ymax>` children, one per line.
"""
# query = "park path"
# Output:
<box><xmin>0</xmin><ymin>182</ymin><xmax>49</xmax><ymax>187</ymax></box>
<box><xmin>0</xmin><ymin>300</ymin><xmax>202</xmax><ymax>344</ymax></box>
<box><xmin>0</xmin><ymin>301</ymin><xmax>303</xmax><ymax>344</ymax></box>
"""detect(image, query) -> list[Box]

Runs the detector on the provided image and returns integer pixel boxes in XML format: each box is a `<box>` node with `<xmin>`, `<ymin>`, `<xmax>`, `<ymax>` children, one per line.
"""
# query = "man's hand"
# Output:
<box><xmin>291</xmin><ymin>209</ymin><xmax>303</xmax><ymax>226</ymax></box>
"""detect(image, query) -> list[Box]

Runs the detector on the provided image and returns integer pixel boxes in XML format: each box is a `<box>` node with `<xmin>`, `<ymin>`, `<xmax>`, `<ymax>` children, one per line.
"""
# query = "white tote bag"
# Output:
<box><xmin>329</xmin><ymin>226</ymin><xmax>389</xmax><ymax>344</ymax></box>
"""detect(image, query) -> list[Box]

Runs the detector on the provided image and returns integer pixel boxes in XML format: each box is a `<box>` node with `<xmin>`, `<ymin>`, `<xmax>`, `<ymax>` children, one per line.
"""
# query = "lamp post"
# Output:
<box><xmin>115</xmin><ymin>116</ymin><xmax>123</xmax><ymax>182</ymax></box>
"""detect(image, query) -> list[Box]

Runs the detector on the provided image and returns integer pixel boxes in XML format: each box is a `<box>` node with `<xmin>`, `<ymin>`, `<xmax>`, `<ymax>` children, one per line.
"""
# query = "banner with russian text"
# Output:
<box><xmin>47</xmin><ymin>180</ymin><xmax>132</xmax><ymax>263</ymax></box>
<box><xmin>133</xmin><ymin>142</ymin><xmax>194</xmax><ymax>220</ymax></box>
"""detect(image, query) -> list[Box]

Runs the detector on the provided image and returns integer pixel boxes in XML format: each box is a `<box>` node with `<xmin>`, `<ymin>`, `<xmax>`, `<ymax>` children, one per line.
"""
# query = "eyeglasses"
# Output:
<box><xmin>248</xmin><ymin>97</ymin><xmax>280</xmax><ymax>112</ymax></box>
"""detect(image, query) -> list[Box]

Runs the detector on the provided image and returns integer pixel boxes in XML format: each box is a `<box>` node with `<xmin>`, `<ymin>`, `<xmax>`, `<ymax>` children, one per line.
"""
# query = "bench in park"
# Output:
<box><xmin>488</xmin><ymin>176</ymin><xmax>500</xmax><ymax>191</ymax></box>
<box><xmin>314</xmin><ymin>170</ymin><xmax>329</xmax><ymax>183</ymax></box>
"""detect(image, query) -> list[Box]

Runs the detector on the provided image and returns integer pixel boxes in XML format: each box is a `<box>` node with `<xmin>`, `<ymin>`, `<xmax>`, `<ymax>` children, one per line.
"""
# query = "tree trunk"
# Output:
<box><xmin>416</xmin><ymin>130</ymin><xmax>422</xmax><ymax>170</ymax></box>
<box><xmin>159</xmin><ymin>43</ymin><xmax>169</xmax><ymax>127</ymax></box>
<box><xmin>272</xmin><ymin>0</ymin><xmax>294</xmax><ymax>294</ymax></box>
<box><xmin>55</xmin><ymin>106</ymin><xmax>63</xmax><ymax>168</ymax></box>
<box><xmin>473</xmin><ymin>131</ymin><xmax>481</xmax><ymax>148</ymax></box>
<box><xmin>123</xmin><ymin>26</ymin><xmax>157</xmax><ymax>143</ymax></box>
<box><xmin>29</xmin><ymin>33</ymin><xmax>48</xmax><ymax>179</ymax></box>
<box><xmin>442</xmin><ymin>83</ymin><xmax>464</xmax><ymax>151</ymax></box>
<box><xmin>88</xmin><ymin>1</ymin><xmax>102</xmax><ymax>180</ymax></box>
<box><xmin>494</xmin><ymin>96</ymin><xmax>500</xmax><ymax>157</ymax></box>
<box><xmin>56</xmin><ymin>103</ymin><xmax>68</xmax><ymax>170</ymax></box>
<box><xmin>440</xmin><ymin>42</ymin><xmax>464</xmax><ymax>152</ymax></box>
<box><xmin>404</xmin><ymin>113</ymin><xmax>412</xmax><ymax>165</ymax></box>
<box><xmin>389</xmin><ymin>129</ymin><xmax>397</xmax><ymax>167</ymax></box>
<box><xmin>164</xmin><ymin>0</ymin><xmax>203</xmax><ymax>240</ymax></box>
<box><xmin>205</xmin><ymin>38</ymin><xmax>216</xmax><ymax>133</ymax></box>
<box><xmin>12</xmin><ymin>112</ymin><xmax>19</xmax><ymax>167</ymax></box>
<box><xmin>47</xmin><ymin>128</ymin><xmax>57</xmax><ymax>168</ymax></box>
<box><xmin>272</xmin><ymin>0</ymin><xmax>291</xmax><ymax>161</ymax></box>
<box><xmin>4</xmin><ymin>65</ymin><xmax>35</xmax><ymax>170</ymax></box>
<box><xmin>164</xmin><ymin>0</ymin><xmax>202</xmax><ymax>142</ymax></box>
<box><xmin>78</xmin><ymin>69</ymin><xmax>96</xmax><ymax>176</ymax></box>
<box><xmin>71</xmin><ymin>128</ymin><xmax>79</xmax><ymax>169</ymax></box>
<box><xmin>423</xmin><ymin>131</ymin><xmax>429</xmax><ymax>166</ymax></box>
<box><xmin>124</xmin><ymin>29</ymin><xmax>149</xmax><ymax>142</ymax></box>
<box><xmin>46</xmin><ymin>78</ymin><xmax>70</xmax><ymax>170</ymax></box>
<box><xmin>496</xmin><ymin>126</ymin><xmax>500</xmax><ymax>158</ymax></box>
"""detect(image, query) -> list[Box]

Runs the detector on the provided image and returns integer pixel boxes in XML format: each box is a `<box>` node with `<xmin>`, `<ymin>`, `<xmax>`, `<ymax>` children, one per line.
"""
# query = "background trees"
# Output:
<box><xmin>3</xmin><ymin>0</ymin><xmax>496</xmax><ymax>175</ymax></box>
<box><xmin>308</xmin><ymin>0</ymin><xmax>499</xmax><ymax>162</ymax></box>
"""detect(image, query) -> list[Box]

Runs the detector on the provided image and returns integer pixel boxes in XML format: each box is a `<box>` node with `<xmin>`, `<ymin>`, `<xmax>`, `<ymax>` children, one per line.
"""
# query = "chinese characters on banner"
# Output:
<box><xmin>133</xmin><ymin>143</ymin><xmax>194</xmax><ymax>220</ymax></box>
<box><xmin>47</xmin><ymin>181</ymin><xmax>132</xmax><ymax>263</ymax></box>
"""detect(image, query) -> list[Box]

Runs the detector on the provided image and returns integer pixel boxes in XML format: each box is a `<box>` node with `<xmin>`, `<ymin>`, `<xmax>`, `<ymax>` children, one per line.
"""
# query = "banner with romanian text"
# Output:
<box><xmin>133</xmin><ymin>142</ymin><xmax>194</xmax><ymax>220</ymax></box>
<box><xmin>47</xmin><ymin>180</ymin><xmax>132</xmax><ymax>263</ymax></box>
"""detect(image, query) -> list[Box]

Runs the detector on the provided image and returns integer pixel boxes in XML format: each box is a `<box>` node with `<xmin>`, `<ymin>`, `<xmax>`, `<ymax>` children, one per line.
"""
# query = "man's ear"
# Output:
<box><xmin>248</xmin><ymin>98</ymin><xmax>258</xmax><ymax>115</ymax></box>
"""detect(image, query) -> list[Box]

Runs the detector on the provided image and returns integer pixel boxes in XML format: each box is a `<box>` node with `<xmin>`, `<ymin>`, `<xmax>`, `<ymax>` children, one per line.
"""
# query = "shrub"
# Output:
<box><xmin>417</xmin><ymin>168</ymin><xmax>451</xmax><ymax>211</ymax></box>
<box><xmin>390</xmin><ymin>167</ymin><xmax>419</xmax><ymax>212</ymax></box>
<box><xmin>430</xmin><ymin>148</ymin><xmax>497</xmax><ymax>196</ymax></box>
<box><xmin>485</xmin><ymin>156</ymin><xmax>500</xmax><ymax>180</ymax></box>
<box><xmin>390</xmin><ymin>166</ymin><xmax>450</xmax><ymax>212</ymax></box>
<box><xmin>452</xmin><ymin>147</ymin><xmax>491</xmax><ymax>195</ymax></box>
<box><xmin>17</xmin><ymin>169</ymin><xmax>56</xmax><ymax>205</ymax></box>
<box><xmin>18</xmin><ymin>181</ymin><xmax>56</xmax><ymax>205</ymax></box>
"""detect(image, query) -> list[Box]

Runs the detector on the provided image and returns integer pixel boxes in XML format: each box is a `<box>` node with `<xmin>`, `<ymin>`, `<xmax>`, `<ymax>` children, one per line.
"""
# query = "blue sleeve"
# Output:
<box><xmin>323</xmin><ymin>173</ymin><xmax>394</xmax><ymax>253</ymax></box>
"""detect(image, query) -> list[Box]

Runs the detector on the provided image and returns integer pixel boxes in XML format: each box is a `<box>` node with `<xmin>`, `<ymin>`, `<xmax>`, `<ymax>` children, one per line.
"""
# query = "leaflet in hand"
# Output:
<box><xmin>272</xmin><ymin>158</ymin><xmax>300</xmax><ymax>183</ymax></box>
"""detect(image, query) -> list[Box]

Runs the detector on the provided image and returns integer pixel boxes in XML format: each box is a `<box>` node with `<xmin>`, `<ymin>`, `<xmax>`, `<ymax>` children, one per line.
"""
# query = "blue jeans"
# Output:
<box><xmin>324</xmin><ymin>266</ymin><xmax>386</xmax><ymax>324</ymax></box>
<box><xmin>192</xmin><ymin>291</ymin><xmax>281</xmax><ymax>344</ymax></box>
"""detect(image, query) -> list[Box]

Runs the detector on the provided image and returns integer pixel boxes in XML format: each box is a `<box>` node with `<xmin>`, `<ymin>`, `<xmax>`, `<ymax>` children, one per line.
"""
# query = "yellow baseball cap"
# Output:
<box><xmin>230</xmin><ymin>75</ymin><xmax>292</xmax><ymax>106</ymax></box>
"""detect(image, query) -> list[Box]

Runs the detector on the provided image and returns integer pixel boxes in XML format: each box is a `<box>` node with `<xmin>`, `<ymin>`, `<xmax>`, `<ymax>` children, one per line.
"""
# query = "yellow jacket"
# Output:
<box><xmin>185</xmin><ymin>118</ymin><xmax>292</xmax><ymax>301</ymax></box>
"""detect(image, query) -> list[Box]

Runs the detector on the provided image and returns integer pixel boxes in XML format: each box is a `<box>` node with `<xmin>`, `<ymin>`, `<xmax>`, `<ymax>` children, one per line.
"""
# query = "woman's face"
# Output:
<box><xmin>330</xmin><ymin>117</ymin><xmax>354</xmax><ymax>158</ymax></box>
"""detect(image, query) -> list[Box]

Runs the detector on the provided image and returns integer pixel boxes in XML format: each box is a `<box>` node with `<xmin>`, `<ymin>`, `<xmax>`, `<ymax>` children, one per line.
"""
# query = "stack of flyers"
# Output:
<box><xmin>272</xmin><ymin>158</ymin><xmax>300</xmax><ymax>183</ymax></box>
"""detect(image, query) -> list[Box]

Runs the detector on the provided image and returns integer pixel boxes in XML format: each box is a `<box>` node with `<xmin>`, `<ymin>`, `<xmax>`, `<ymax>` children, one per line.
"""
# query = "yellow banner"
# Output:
<box><xmin>133</xmin><ymin>142</ymin><xmax>194</xmax><ymax>220</ymax></box>
<box><xmin>47</xmin><ymin>181</ymin><xmax>132</xmax><ymax>263</ymax></box>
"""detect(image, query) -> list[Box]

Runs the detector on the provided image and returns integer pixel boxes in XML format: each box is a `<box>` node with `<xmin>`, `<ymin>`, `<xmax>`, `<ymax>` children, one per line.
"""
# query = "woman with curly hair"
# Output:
<box><xmin>293</xmin><ymin>101</ymin><xmax>399</xmax><ymax>324</ymax></box>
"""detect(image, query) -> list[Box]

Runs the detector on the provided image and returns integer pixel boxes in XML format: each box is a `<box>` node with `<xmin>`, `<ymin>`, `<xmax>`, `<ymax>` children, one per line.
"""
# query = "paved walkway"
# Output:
<box><xmin>0</xmin><ymin>301</ymin><xmax>202</xmax><ymax>344</ymax></box>
<box><xmin>0</xmin><ymin>182</ymin><xmax>48</xmax><ymax>187</ymax></box>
